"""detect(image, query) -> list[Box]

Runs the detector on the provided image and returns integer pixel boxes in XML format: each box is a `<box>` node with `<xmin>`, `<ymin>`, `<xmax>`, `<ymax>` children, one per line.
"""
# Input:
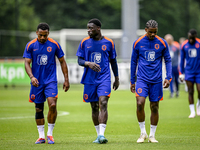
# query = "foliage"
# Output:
<box><xmin>30</xmin><ymin>0</ymin><xmax>121</xmax><ymax>30</ymax></box>
<box><xmin>1</xmin><ymin>0</ymin><xmax>200</xmax><ymax>56</ymax></box>
<box><xmin>139</xmin><ymin>0</ymin><xmax>200</xmax><ymax>41</ymax></box>
<box><xmin>0</xmin><ymin>0</ymin><xmax>39</xmax><ymax>57</ymax></box>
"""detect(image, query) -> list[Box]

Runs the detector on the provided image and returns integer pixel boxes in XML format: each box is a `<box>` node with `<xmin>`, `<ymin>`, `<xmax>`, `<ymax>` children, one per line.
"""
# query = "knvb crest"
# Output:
<box><xmin>91</xmin><ymin>52</ymin><xmax>101</xmax><ymax>63</ymax></box>
<box><xmin>155</xmin><ymin>44</ymin><xmax>159</xmax><ymax>50</ymax></box>
<box><xmin>188</xmin><ymin>49</ymin><xmax>197</xmax><ymax>57</ymax></box>
<box><xmin>47</xmin><ymin>46</ymin><xmax>52</xmax><ymax>52</ymax></box>
<box><xmin>37</xmin><ymin>54</ymin><xmax>48</xmax><ymax>65</ymax></box>
<box><xmin>102</xmin><ymin>45</ymin><xmax>107</xmax><ymax>51</ymax></box>
<box><xmin>145</xmin><ymin>51</ymin><xmax>155</xmax><ymax>61</ymax></box>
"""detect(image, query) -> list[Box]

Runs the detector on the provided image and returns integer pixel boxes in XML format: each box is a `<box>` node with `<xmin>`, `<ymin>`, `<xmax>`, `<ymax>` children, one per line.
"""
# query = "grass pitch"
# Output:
<box><xmin>0</xmin><ymin>84</ymin><xmax>200</xmax><ymax>150</ymax></box>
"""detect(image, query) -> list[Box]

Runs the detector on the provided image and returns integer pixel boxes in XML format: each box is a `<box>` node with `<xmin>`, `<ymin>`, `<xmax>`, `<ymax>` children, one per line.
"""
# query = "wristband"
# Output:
<box><xmin>30</xmin><ymin>76</ymin><xmax>34</xmax><ymax>79</ymax></box>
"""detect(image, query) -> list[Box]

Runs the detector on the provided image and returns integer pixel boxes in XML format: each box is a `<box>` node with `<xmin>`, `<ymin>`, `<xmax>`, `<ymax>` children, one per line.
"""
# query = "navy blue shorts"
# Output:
<box><xmin>83</xmin><ymin>81</ymin><xmax>111</xmax><ymax>102</ymax></box>
<box><xmin>29</xmin><ymin>82</ymin><xmax>58</xmax><ymax>104</ymax></box>
<box><xmin>135</xmin><ymin>79</ymin><xmax>163</xmax><ymax>102</ymax></box>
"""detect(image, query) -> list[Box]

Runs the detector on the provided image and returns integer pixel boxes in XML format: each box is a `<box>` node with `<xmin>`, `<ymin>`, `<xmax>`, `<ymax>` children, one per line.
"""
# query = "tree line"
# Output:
<box><xmin>0</xmin><ymin>0</ymin><xmax>200</xmax><ymax>57</ymax></box>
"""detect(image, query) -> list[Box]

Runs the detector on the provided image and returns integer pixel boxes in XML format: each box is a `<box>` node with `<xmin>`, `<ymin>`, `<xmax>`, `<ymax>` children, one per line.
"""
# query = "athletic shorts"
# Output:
<box><xmin>135</xmin><ymin>79</ymin><xmax>163</xmax><ymax>102</ymax></box>
<box><xmin>185</xmin><ymin>72</ymin><xmax>200</xmax><ymax>83</ymax></box>
<box><xmin>29</xmin><ymin>82</ymin><xmax>58</xmax><ymax>104</ymax></box>
<box><xmin>83</xmin><ymin>81</ymin><xmax>111</xmax><ymax>103</ymax></box>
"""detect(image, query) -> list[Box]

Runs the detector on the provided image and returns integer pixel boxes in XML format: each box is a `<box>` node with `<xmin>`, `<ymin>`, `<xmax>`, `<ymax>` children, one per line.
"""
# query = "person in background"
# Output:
<box><xmin>164</xmin><ymin>34</ymin><xmax>180</xmax><ymax>98</ymax></box>
<box><xmin>179</xmin><ymin>29</ymin><xmax>200</xmax><ymax>118</ymax></box>
<box><xmin>179</xmin><ymin>37</ymin><xmax>188</xmax><ymax>92</ymax></box>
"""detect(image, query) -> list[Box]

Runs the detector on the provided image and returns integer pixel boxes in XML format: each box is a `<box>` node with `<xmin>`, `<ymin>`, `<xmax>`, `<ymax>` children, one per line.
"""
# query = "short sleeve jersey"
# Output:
<box><xmin>76</xmin><ymin>36</ymin><xmax>117</xmax><ymax>84</ymax></box>
<box><xmin>130</xmin><ymin>34</ymin><xmax>172</xmax><ymax>84</ymax></box>
<box><xmin>180</xmin><ymin>38</ymin><xmax>200</xmax><ymax>74</ymax></box>
<box><xmin>23</xmin><ymin>38</ymin><xmax>64</xmax><ymax>84</ymax></box>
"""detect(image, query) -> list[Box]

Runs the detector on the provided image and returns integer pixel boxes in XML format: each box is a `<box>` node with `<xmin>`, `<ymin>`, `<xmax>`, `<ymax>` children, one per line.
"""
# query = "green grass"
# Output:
<box><xmin>0</xmin><ymin>84</ymin><xmax>200</xmax><ymax>150</ymax></box>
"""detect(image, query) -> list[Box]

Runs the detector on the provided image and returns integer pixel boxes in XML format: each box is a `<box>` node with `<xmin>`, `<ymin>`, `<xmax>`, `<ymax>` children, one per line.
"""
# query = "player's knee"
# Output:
<box><xmin>100</xmin><ymin>99</ymin><xmax>108</xmax><ymax>108</ymax></box>
<box><xmin>188</xmin><ymin>89</ymin><xmax>194</xmax><ymax>95</ymax></box>
<box><xmin>137</xmin><ymin>102</ymin><xmax>144</xmax><ymax>111</ymax></box>
<box><xmin>35</xmin><ymin>103</ymin><xmax>44</xmax><ymax>119</ymax></box>
<box><xmin>49</xmin><ymin>103</ymin><xmax>56</xmax><ymax>111</ymax></box>
<box><xmin>151</xmin><ymin>104</ymin><xmax>159</xmax><ymax>113</ymax></box>
<box><xmin>91</xmin><ymin>104</ymin><xmax>99</xmax><ymax>113</ymax></box>
<box><xmin>35</xmin><ymin>111</ymin><xmax>44</xmax><ymax>119</ymax></box>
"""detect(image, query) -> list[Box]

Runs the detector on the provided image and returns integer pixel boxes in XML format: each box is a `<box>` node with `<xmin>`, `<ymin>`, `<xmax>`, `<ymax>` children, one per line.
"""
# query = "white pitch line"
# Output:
<box><xmin>0</xmin><ymin>111</ymin><xmax>69</xmax><ymax>120</ymax></box>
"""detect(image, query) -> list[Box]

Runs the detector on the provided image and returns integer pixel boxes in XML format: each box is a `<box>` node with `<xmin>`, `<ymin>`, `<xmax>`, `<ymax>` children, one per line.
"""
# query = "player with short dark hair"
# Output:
<box><xmin>130</xmin><ymin>19</ymin><xmax>172</xmax><ymax>143</ymax></box>
<box><xmin>23</xmin><ymin>22</ymin><xmax>70</xmax><ymax>144</ymax></box>
<box><xmin>179</xmin><ymin>29</ymin><xmax>200</xmax><ymax>118</ymax></box>
<box><xmin>76</xmin><ymin>18</ymin><xmax>119</xmax><ymax>144</ymax></box>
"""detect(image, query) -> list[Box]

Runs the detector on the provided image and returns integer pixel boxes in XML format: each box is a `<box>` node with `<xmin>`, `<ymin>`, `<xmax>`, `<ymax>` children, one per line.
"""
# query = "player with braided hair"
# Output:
<box><xmin>145</xmin><ymin>19</ymin><xmax>158</xmax><ymax>28</ymax></box>
<box><xmin>130</xmin><ymin>19</ymin><xmax>172</xmax><ymax>143</ymax></box>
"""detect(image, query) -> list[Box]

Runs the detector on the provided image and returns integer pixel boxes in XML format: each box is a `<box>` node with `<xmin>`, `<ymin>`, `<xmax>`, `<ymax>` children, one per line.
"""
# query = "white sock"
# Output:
<box><xmin>47</xmin><ymin>123</ymin><xmax>55</xmax><ymax>136</ymax></box>
<box><xmin>99</xmin><ymin>124</ymin><xmax>106</xmax><ymax>136</ymax></box>
<box><xmin>138</xmin><ymin>121</ymin><xmax>147</xmax><ymax>134</ymax></box>
<box><xmin>37</xmin><ymin>125</ymin><xmax>45</xmax><ymax>139</ymax></box>
<box><xmin>189</xmin><ymin>104</ymin><xmax>195</xmax><ymax>114</ymax></box>
<box><xmin>149</xmin><ymin>125</ymin><xmax>157</xmax><ymax>137</ymax></box>
<box><xmin>95</xmin><ymin>125</ymin><xmax>99</xmax><ymax>136</ymax></box>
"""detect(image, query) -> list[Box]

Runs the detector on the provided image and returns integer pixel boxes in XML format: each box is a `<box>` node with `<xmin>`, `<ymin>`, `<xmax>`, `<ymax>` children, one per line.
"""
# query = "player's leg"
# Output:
<box><xmin>174</xmin><ymin>67</ymin><xmax>179</xmax><ymax>97</ymax></box>
<box><xmin>96</xmin><ymin>81</ymin><xmax>111</xmax><ymax>144</ymax></box>
<box><xmin>29</xmin><ymin>84</ymin><xmax>46</xmax><ymax>144</ymax></box>
<box><xmin>90</xmin><ymin>101</ymin><xmax>100</xmax><ymax>141</ymax></box>
<box><xmin>148</xmin><ymin>82</ymin><xmax>162</xmax><ymax>143</ymax></box>
<box><xmin>83</xmin><ymin>84</ymin><xmax>100</xmax><ymax>143</ymax></box>
<box><xmin>99</xmin><ymin>96</ymin><xmax>109</xmax><ymax>132</ymax></box>
<box><xmin>45</xmin><ymin>82</ymin><xmax>58</xmax><ymax>144</ymax></box>
<box><xmin>150</xmin><ymin>101</ymin><xmax>159</xmax><ymax>125</ymax></box>
<box><xmin>135</xmin><ymin>80</ymin><xmax>148</xmax><ymax>143</ymax></box>
<box><xmin>46</xmin><ymin>97</ymin><xmax>57</xmax><ymax>144</ymax></box>
<box><xmin>136</xmin><ymin>96</ymin><xmax>146</xmax><ymax>123</ymax></box>
<box><xmin>136</xmin><ymin>97</ymin><xmax>148</xmax><ymax>142</ymax></box>
<box><xmin>195</xmin><ymin>83</ymin><xmax>200</xmax><ymax>116</ymax></box>
<box><xmin>136</xmin><ymin>96</ymin><xmax>148</xmax><ymax>143</ymax></box>
<box><xmin>186</xmin><ymin>80</ymin><xmax>195</xmax><ymax>118</ymax></box>
<box><xmin>98</xmin><ymin>96</ymin><xmax>109</xmax><ymax>144</ymax></box>
<box><xmin>169</xmin><ymin>71</ymin><xmax>174</xmax><ymax>98</ymax></box>
<box><xmin>35</xmin><ymin>102</ymin><xmax>46</xmax><ymax>144</ymax></box>
<box><xmin>149</xmin><ymin>101</ymin><xmax>159</xmax><ymax>143</ymax></box>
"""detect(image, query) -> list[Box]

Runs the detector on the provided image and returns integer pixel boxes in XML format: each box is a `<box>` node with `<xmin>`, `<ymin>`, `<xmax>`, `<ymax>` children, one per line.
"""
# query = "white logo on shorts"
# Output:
<box><xmin>188</xmin><ymin>49</ymin><xmax>197</xmax><ymax>57</ymax></box>
<box><xmin>145</xmin><ymin>51</ymin><xmax>155</xmax><ymax>61</ymax></box>
<box><xmin>37</xmin><ymin>54</ymin><xmax>48</xmax><ymax>65</ymax></box>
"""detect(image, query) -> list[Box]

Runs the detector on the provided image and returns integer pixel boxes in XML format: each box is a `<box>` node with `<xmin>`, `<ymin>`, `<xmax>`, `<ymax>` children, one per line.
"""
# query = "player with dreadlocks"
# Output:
<box><xmin>130</xmin><ymin>19</ymin><xmax>172</xmax><ymax>143</ymax></box>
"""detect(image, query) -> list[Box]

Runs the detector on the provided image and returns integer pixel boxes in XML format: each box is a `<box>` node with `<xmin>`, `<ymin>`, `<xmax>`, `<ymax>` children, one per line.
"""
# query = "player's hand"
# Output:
<box><xmin>31</xmin><ymin>77</ymin><xmax>39</xmax><ymax>87</ymax></box>
<box><xmin>163</xmin><ymin>79</ymin><xmax>170</xmax><ymax>88</ymax></box>
<box><xmin>130</xmin><ymin>83</ymin><xmax>135</xmax><ymax>93</ymax></box>
<box><xmin>179</xmin><ymin>74</ymin><xmax>185</xmax><ymax>82</ymax></box>
<box><xmin>113</xmin><ymin>76</ymin><xmax>119</xmax><ymax>91</ymax></box>
<box><xmin>63</xmin><ymin>80</ymin><xmax>70</xmax><ymax>92</ymax></box>
<box><xmin>87</xmin><ymin>62</ymin><xmax>101</xmax><ymax>72</ymax></box>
